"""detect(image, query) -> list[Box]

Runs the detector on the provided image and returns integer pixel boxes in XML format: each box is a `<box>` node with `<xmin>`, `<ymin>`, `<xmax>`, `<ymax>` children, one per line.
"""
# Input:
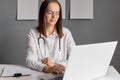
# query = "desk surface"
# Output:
<box><xmin>0</xmin><ymin>64</ymin><xmax>62</xmax><ymax>80</ymax></box>
<box><xmin>96</xmin><ymin>66</ymin><xmax>120</xmax><ymax>80</ymax></box>
<box><xmin>0</xmin><ymin>64</ymin><xmax>120</xmax><ymax>80</ymax></box>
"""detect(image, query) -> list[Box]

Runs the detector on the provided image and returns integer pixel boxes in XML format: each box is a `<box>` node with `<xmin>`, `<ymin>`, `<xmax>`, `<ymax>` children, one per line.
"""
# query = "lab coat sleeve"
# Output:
<box><xmin>26</xmin><ymin>29</ymin><xmax>45</xmax><ymax>71</ymax></box>
<box><xmin>57</xmin><ymin>28</ymin><xmax>76</xmax><ymax>67</ymax></box>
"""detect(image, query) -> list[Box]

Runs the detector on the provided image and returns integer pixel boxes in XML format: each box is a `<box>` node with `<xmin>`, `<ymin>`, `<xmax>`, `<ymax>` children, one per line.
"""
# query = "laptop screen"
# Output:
<box><xmin>63</xmin><ymin>41</ymin><xmax>118</xmax><ymax>80</ymax></box>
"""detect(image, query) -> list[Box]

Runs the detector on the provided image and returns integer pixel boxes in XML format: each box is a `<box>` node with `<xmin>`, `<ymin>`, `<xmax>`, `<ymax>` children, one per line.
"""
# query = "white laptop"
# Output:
<box><xmin>63</xmin><ymin>41</ymin><xmax>118</xmax><ymax>80</ymax></box>
<box><xmin>39</xmin><ymin>41</ymin><xmax>118</xmax><ymax>80</ymax></box>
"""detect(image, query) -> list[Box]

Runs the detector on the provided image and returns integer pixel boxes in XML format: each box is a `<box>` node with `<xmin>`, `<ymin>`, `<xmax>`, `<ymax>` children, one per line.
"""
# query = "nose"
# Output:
<box><xmin>51</xmin><ymin>13</ymin><xmax>56</xmax><ymax>18</ymax></box>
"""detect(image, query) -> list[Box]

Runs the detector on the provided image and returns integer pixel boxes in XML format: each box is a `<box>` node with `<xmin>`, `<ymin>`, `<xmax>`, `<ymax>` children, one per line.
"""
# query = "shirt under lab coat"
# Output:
<box><xmin>26</xmin><ymin>27</ymin><xmax>75</xmax><ymax>71</ymax></box>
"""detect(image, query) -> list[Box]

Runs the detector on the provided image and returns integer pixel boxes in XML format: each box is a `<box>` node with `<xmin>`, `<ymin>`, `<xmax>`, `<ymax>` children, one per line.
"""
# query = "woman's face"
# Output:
<box><xmin>44</xmin><ymin>2</ymin><xmax>60</xmax><ymax>27</ymax></box>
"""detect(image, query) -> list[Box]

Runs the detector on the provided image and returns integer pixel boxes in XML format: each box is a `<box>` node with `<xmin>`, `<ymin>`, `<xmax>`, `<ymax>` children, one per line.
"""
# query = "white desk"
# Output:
<box><xmin>0</xmin><ymin>64</ymin><xmax>62</xmax><ymax>80</ymax></box>
<box><xmin>0</xmin><ymin>64</ymin><xmax>120</xmax><ymax>80</ymax></box>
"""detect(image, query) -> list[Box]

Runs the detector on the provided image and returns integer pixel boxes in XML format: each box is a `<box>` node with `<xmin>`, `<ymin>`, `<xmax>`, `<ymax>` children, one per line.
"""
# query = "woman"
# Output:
<box><xmin>26</xmin><ymin>0</ymin><xmax>75</xmax><ymax>74</ymax></box>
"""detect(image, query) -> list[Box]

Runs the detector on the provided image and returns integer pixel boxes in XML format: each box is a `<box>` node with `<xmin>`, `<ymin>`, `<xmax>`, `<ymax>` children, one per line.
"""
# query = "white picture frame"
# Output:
<box><xmin>70</xmin><ymin>0</ymin><xmax>93</xmax><ymax>19</ymax></box>
<box><xmin>17</xmin><ymin>0</ymin><xmax>38</xmax><ymax>20</ymax></box>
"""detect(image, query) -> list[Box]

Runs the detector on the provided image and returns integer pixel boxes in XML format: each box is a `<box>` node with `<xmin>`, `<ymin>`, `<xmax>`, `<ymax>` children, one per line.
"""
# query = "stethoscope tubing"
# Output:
<box><xmin>38</xmin><ymin>34</ymin><xmax>61</xmax><ymax>56</ymax></box>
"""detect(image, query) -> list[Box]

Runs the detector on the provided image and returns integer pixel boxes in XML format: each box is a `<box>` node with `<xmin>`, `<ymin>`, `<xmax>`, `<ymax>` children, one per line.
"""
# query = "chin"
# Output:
<box><xmin>49</xmin><ymin>23</ymin><xmax>56</xmax><ymax>26</ymax></box>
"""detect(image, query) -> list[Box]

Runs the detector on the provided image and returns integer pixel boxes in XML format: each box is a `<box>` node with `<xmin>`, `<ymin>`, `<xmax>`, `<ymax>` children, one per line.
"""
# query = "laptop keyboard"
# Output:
<box><xmin>50</xmin><ymin>76</ymin><xmax>63</xmax><ymax>80</ymax></box>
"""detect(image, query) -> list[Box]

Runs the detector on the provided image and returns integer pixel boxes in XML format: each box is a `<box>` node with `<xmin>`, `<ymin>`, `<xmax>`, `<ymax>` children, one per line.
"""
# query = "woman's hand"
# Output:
<box><xmin>54</xmin><ymin>63</ymin><xmax>65</xmax><ymax>72</ymax></box>
<box><xmin>41</xmin><ymin>57</ymin><xmax>55</xmax><ymax>67</ymax></box>
<box><xmin>41</xmin><ymin>57</ymin><xmax>65</xmax><ymax>74</ymax></box>
<box><xmin>42</xmin><ymin>64</ymin><xmax>65</xmax><ymax>74</ymax></box>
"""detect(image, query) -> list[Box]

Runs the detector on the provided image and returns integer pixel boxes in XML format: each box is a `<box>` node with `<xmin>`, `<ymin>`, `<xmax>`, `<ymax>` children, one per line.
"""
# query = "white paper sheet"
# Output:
<box><xmin>70</xmin><ymin>0</ymin><xmax>93</xmax><ymax>19</ymax></box>
<box><xmin>1</xmin><ymin>66</ymin><xmax>33</xmax><ymax>76</ymax></box>
<box><xmin>17</xmin><ymin>0</ymin><xmax>38</xmax><ymax>20</ymax></box>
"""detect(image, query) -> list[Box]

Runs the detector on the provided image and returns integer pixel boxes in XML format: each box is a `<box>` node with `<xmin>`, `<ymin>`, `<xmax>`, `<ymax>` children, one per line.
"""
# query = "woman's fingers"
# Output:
<box><xmin>52</xmin><ymin>66</ymin><xmax>62</xmax><ymax>74</ymax></box>
<box><xmin>42</xmin><ymin>64</ymin><xmax>64</xmax><ymax>74</ymax></box>
<box><xmin>54</xmin><ymin>63</ymin><xmax>65</xmax><ymax>71</ymax></box>
<box><xmin>52</xmin><ymin>64</ymin><xmax>65</xmax><ymax>74</ymax></box>
<box><xmin>41</xmin><ymin>58</ymin><xmax>47</xmax><ymax>64</ymax></box>
<box><xmin>41</xmin><ymin>58</ymin><xmax>55</xmax><ymax>67</ymax></box>
<box><xmin>42</xmin><ymin>59</ymin><xmax>65</xmax><ymax>74</ymax></box>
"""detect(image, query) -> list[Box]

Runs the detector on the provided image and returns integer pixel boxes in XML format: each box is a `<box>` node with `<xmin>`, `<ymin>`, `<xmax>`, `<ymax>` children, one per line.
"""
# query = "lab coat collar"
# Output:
<box><xmin>39</xmin><ymin>30</ymin><xmax>58</xmax><ymax>39</ymax></box>
<box><xmin>47</xmin><ymin>30</ymin><xmax>58</xmax><ymax>38</ymax></box>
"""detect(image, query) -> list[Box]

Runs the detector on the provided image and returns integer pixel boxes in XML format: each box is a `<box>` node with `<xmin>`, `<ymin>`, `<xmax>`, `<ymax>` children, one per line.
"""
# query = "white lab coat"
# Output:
<box><xmin>26</xmin><ymin>27</ymin><xmax>75</xmax><ymax>71</ymax></box>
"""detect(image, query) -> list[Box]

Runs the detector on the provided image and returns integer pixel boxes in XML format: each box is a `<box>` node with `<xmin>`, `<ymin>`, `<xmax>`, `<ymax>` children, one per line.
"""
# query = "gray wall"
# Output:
<box><xmin>0</xmin><ymin>0</ymin><xmax>120</xmax><ymax>73</ymax></box>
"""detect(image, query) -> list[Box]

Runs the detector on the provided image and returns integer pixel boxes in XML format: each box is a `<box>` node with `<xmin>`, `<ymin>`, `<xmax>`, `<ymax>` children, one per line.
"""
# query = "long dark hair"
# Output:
<box><xmin>37</xmin><ymin>0</ymin><xmax>63</xmax><ymax>38</ymax></box>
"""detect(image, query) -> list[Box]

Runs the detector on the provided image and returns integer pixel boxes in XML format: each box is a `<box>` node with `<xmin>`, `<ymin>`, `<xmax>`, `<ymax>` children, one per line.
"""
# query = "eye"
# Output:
<box><xmin>47</xmin><ymin>11</ymin><xmax>53</xmax><ymax>15</ymax></box>
<box><xmin>56</xmin><ymin>12</ymin><xmax>60</xmax><ymax>16</ymax></box>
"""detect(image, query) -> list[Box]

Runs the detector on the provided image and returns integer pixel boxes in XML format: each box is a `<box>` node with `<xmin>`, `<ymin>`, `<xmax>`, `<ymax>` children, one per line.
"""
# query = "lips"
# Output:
<box><xmin>51</xmin><ymin>19</ymin><xmax>56</xmax><ymax>21</ymax></box>
<box><xmin>50</xmin><ymin>20</ymin><xmax>56</xmax><ymax>22</ymax></box>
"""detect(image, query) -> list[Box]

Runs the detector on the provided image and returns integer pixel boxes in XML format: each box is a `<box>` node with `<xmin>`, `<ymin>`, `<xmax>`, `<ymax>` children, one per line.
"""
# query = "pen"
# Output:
<box><xmin>1</xmin><ymin>73</ymin><xmax>31</xmax><ymax>77</ymax></box>
<box><xmin>0</xmin><ymin>67</ymin><xmax>5</xmax><ymax>76</ymax></box>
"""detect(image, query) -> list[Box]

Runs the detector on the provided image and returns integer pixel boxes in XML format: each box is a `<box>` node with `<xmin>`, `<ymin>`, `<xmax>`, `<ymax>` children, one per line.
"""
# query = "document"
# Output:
<box><xmin>1</xmin><ymin>66</ymin><xmax>33</xmax><ymax>76</ymax></box>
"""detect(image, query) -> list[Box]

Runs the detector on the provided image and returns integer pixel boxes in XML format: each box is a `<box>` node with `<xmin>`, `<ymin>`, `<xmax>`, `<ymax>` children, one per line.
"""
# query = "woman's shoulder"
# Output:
<box><xmin>28</xmin><ymin>27</ymin><xmax>38</xmax><ymax>34</ymax></box>
<box><xmin>63</xmin><ymin>27</ymin><xmax>72</xmax><ymax>35</ymax></box>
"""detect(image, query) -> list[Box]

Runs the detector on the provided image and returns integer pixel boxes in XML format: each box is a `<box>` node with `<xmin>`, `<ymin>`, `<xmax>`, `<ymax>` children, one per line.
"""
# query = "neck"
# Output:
<box><xmin>46</xmin><ymin>25</ymin><xmax>55</xmax><ymax>36</ymax></box>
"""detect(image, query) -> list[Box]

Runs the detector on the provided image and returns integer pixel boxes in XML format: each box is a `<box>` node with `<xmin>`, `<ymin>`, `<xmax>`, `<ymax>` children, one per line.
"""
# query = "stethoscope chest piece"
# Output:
<box><xmin>57</xmin><ymin>49</ymin><xmax>62</xmax><ymax>55</ymax></box>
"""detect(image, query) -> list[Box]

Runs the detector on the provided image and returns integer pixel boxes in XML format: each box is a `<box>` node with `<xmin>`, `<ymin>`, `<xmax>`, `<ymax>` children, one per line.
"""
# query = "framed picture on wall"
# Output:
<box><xmin>70</xmin><ymin>0</ymin><xmax>93</xmax><ymax>19</ymax></box>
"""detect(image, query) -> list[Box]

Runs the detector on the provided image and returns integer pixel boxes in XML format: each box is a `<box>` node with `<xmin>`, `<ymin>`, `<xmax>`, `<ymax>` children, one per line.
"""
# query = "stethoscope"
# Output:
<box><xmin>38</xmin><ymin>34</ymin><xmax>62</xmax><ymax>57</ymax></box>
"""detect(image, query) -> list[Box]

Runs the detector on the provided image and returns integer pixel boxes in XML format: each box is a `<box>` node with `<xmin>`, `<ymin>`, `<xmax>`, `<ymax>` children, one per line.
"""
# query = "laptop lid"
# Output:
<box><xmin>63</xmin><ymin>41</ymin><xmax>118</xmax><ymax>80</ymax></box>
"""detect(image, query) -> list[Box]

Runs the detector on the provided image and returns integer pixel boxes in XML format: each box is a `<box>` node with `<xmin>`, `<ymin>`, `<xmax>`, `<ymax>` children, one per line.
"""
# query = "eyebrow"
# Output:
<box><xmin>47</xmin><ymin>10</ymin><xmax>60</xmax><ymax>12</ymax></box>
